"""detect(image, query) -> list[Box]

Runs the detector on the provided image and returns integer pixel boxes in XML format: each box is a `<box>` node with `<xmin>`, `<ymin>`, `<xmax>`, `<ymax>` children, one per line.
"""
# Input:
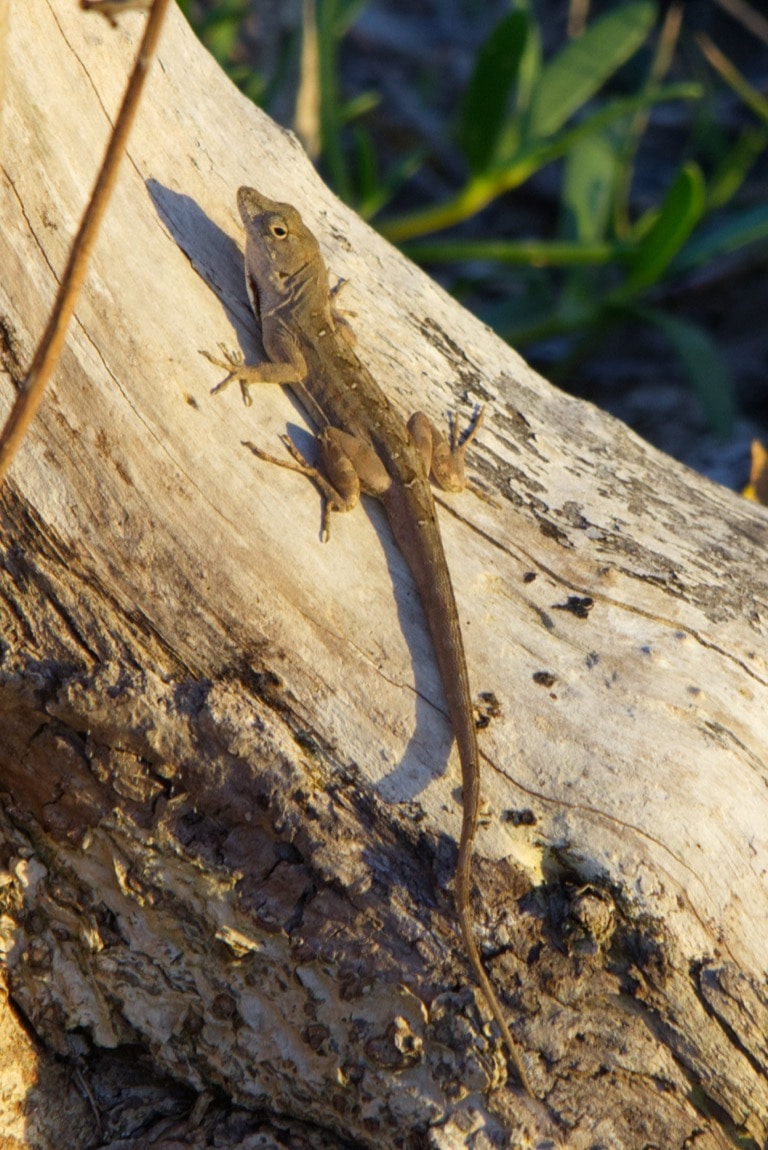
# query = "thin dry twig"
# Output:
<box><xmin>713</xmin><ymin>0</ymin><xmax>768</xmax><ymax>48</ymax></box>
<box><xmin>0</xmin><ymin>0</ymin><xmax>171</xmax><ymax>487</ymax></box>
<box><xmin>697</xmin><ymin>31</ymin><xmax>768</xmax><ymax>122</ymax></box>
<box><xmin>567</xmin><ymin>0</ymin><xmax>591</xmax><ymax>39</ymax></box>
<box><xmin>295</xmin><ymin>0</ymin><xmax>321</xmax><ymax>160</ymax></box>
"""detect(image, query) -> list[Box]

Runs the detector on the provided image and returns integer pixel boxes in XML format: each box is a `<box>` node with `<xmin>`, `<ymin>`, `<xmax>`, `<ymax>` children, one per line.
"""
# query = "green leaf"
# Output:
<box><xmin>380</xmin><ymin>83</ymin><xmax>699</xmax><ymax>245</ymax></box>
<box><xmin>707</xmin><ymin>125</ymin><xmax>768</xmax><ymax>210</ymax></box>
<box><xmin>558</xmin><ymin>133</ymin><xmax>621</xmax><ymax>319</ymax></box>
<box><xmin>527</xmin><ymin>0</ymin><xmax>656</xmax><ymax>140</ymax></box>
<box><xmin>351</xmin><ymin>128</ymin><xmax>425</xmax><ymax>220</ymax></box>
<box><xmin>514</xmin><ymin>3</ymin><xmax>542</xmax><ymax>116</ymax></box>
<box><xmin>339</xmin><ymin>91</ymin><xmax>380</xmax><ymax>126</ymax></box>
<box><xmin>624</xmin><ymin>162</ymin><xmax>705</xmax><ymax>291</ymax></box>
<box><xmin>360</xmin><ymin>147</ymin><xmax>426</xmax><ymax>221</ymax></box>
<box><xmin>316</xmin><ymin>0</ymin><xmax>369</xmax><ymax>38</ymax></box>
<box><xmin>351</xmin><ymin>126</ymin><xmax>379</xmax><ymax>208</ymax></box>
<box><xmin>541</xmin><ymin>82</ymin><xmax>700</xmax><ymax>167</ymax></box>
<box><xmin>638</xmin><ymin>309</ymin><xmax>734</xmax><ymax>435</ymax></box>
<box><xmin>203</xmin><ymin>13</ymin><xmax>245</xmax><ymax>60</ymax></box>
<box><xmin>562</xmin><ymin>132</ymin><xmax>619</xmax><ymax>242</ymax></box>
<box><xmin>457</xmin><ymin>10</ymin><xmax>529</xmax><ymax>174</ymax></box>
<box><xmin>672</xmin><ymin>202</ymin><xmax>768</xmax><ymax>273</ymax></box>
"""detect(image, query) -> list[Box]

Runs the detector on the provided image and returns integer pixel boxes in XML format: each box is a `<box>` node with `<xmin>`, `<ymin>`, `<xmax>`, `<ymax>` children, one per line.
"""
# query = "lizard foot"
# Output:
<box><xmin>242</xmin><ymin>438</ymin><xmax>340</xmax><ymax>541</ymax></box>
<box><xmin>200</xmin><ymin>344</ymin><xmax>253</xmax><ymax>407</ymax></box>
<box><xmin>408</xmin><ymin>404</ymin><xmax>486</xmax><ymax>493</ymax></box>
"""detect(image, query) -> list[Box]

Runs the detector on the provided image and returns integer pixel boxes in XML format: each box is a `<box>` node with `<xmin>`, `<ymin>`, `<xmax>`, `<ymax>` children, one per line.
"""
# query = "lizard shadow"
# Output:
<box><xmin>148</xmin><ymin>180</ymin><xmax>266</xmax><ymax>362</ymax></box>
<box><xmin>148</xmin><ymin>180</ymin><xmax>458</xmax><ymax>811</ymax></box>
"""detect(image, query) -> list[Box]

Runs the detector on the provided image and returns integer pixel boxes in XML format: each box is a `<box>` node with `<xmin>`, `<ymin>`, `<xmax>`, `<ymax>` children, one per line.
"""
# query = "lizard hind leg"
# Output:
<box><xmin>242</xmin><ymin>426</ymin><xmax>389</xmax><ymax>541</ymax></box>
<box><xmin>320</xmin><ymin>427</ymin><xmax>391</xmax><ymax>499</ymax></box>
<box><xmin>314</xmin><ymin>426</ymin><xmax>391</xmax><ymax>536</ymax></box>
<box><xmin>407</xmin><ymin>406</ymin><xmax>485</xmax><ymax>493</ymax></box>
<box><xmin>242</xmin><ymin>433</ymin><xmax>353</xmax><ymax>542</ymax></box>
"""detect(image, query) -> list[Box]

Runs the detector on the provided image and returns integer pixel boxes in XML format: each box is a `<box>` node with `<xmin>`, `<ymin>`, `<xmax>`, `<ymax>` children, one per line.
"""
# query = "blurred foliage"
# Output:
<box><xmin>181</xmin><ymin>0</ymin><xmax>768</xmax><ymax>438</ymax></box>
<box><xmin>177</xmin><ymin>0</ymin><xmax>266</xmax><ymax>102</ymax></box>
<box><xmin>743</xmin><ymin>438</ymin><xmax>768</xmax><ymax>504</ymax></box>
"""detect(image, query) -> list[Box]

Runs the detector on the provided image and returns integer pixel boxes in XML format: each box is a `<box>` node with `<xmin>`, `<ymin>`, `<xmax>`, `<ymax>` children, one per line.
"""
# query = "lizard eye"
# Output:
<box><xmin>271</xmin><ymin>222</ymin><xmax>289</xmax><ymax>239</ymax></box>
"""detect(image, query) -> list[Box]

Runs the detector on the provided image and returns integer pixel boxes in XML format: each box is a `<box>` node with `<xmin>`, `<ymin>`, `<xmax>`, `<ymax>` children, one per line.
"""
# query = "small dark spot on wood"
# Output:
<box><xmin>538</xmin><ymin>518</ymin><xmax>570</xmax><ymax>545</ymax></box>
<box><xmin>475</xmin><ymin>691</ymin><xmax>501</xmax><ymax>729</ymax></box>
<box><xmin>504</xmin><ymin>808</ymin><xmax>537</xmax><ymax>827</ymax></box>
<box><xmin>114</xmin><ymin>459</ymin><xmax>133</xmax><ymax>487</ymax></box>
<box><xmin>553</xmin><ymin>595</ymin><xmax>594</xmax><ymax>619</ymax></box>
<box><xmin>523</xmin><ymin>571</ymin><xmax>537</xmax><ymax>583</ymax></box>
<box><xmin>561</xmin><ymin>501</ymin><xmax>588</xmax><ymax>529</ymax></box>
<box><xmin>532</xmin><ymin>670</ymin><xmax>557</xmax><ymax>688</ymax></box>
<box><xmin>183</xmin><ymin>1008</ymin><xmax>205</xmax><ymax>1036</ymax></box>
<box><xmin>211</xmin><ymin>993</ymin><xmax>237</xmax><ymax>1020</ymax></box>
<box><xmin>295</xmin><ymin>730</ymin><xmax>325</xmax><ymax>756</ymax></box>
<box><xmin>339</xmin><ymin>973</ymin><xmax>371</xmax><ymax>1002</ymax></box>
<box><xmin>184</xmin><ymin>393</ymin><xmax>199</xmax><ymax>409</ymax></box>
<box><xmin>419</xmin><ymin>316</ymin><xmax>473</xmax><ymax>369</ymax></box>
<box><xmin>536</xmin><ymin>607</ymin><xmax>555</xmax><ymax>631</ymax></box>
<box><xmin>585</xmin><ymin>651</ymin><xmax>599</xmax><ymax>668</ymax></box>
<box><xmin>0</xmin><ymin>315</ymin><xmax>25</xmax><ymax>384</ymax></box>
<box><xmin>303</xmin><ymin>1023</ymin><xmax>331</xmax><ymax>1052</ymax></box>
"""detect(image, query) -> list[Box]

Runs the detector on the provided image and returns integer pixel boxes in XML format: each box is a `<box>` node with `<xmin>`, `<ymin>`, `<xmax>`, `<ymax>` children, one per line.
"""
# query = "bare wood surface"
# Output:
<box><xmin>0</xmin><ymin>2</ymin><xmax>767</xmax><ymax>1147</ymax></box>
<box><xmin>0</xmin><ymin>0</ymin><xmax>172</xmax><ymax>484</ymax></box>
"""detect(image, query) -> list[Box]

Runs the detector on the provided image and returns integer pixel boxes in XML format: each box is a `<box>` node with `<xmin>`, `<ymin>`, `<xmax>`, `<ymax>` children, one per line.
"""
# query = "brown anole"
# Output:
<box><xmin>204</xmin><ymin>187</ymin><xmax>534</xmax><ymax>1097</ymax></box>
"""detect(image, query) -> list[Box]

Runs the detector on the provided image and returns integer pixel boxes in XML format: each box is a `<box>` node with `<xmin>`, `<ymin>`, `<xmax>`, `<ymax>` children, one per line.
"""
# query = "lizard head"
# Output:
<box><xmin>237</xmin><ymin>186</ymin><xmax>324</xmax><ymax>286</ymax></box>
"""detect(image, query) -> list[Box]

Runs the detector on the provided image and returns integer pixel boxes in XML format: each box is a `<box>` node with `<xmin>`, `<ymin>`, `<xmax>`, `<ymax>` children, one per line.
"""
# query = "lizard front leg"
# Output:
<box><xmin>200</xmin><ymin>344</ymin><xmax>302</xmax><ymax>408</ymax></box>
<box><xmin>201</xmin><ymin>317</ymin><xmax>308</xmax><ymax>407</ymax></box>
<box><xmin>202</xmin><ymin>333</ymin><xmax>390</xmax><ymax>537</ymax></box>
<box><xmin>407</xmin><ymin>406</ymin><xmax>485</xmax><ymax>492</ymax></box>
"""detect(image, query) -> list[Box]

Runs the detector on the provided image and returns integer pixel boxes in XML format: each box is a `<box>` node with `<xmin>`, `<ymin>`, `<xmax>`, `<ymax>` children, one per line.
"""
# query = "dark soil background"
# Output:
<box><xmin>187</xmin><ymin>0</ymin><xmax>768</xmax><ymax>492</ymax></box>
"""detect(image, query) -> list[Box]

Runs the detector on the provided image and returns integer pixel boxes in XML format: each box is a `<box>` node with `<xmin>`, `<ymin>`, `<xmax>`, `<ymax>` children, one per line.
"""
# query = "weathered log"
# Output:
<box><xmin>0</xmin><ymin>3</ymin><xmax>766</xmax><ymax>1147</ymax></box>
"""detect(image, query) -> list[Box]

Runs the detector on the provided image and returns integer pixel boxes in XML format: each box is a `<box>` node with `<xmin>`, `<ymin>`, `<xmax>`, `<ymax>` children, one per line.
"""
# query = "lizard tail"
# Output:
<box><xmin>456</xmin><ymin>829</ymin><xmax>536</xmax><ymax>1098</ymax></box>
<box><xmin>384</xmin><ymin>483</ymin><xmax>535</xmax><ymax>1097</ymax></box>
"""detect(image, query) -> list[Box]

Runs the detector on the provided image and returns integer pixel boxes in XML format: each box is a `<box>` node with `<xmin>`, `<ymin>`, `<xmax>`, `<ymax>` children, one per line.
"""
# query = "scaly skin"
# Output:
<box><xmin>205</xmin><ymin>186</ymin><xmax>534</xmax><ymax>1098</ymax></box>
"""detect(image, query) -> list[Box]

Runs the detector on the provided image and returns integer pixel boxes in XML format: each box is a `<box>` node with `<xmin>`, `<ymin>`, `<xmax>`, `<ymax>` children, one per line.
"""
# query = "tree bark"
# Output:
<box><xmin>0</xmin><ymin>3</ymin><xmax>767</xmax><ymax>1148</ymax></box>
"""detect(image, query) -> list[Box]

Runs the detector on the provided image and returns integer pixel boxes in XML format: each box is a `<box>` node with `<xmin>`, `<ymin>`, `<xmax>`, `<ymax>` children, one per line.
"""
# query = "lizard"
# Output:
<box><xmin>203</xmin><ymin>186</ymin><xmax>534</xmax><ymax>1098</ymax></box>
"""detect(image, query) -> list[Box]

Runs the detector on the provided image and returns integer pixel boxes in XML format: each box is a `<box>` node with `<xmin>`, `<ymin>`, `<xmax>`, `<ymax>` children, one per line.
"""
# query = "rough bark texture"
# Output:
<box><xmin>0</xmin><ymin>3</ymin><xmax>767</xmax><ymax>1148</ymax></box>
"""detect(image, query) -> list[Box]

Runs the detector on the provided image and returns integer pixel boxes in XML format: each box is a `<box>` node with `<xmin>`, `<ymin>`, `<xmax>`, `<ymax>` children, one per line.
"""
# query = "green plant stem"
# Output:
<box><xmin>402</xmin><ymin>239</ymin><xmax>621</xmax><ymax>266</ymax></box>
<box><xmin>381</xmin><ymin>83</ymin><xmax>700</xmax><ymax>243</ymax></box>
<box><xmin>379</xmin><ymin>176</ymin><xmax>508</xmax><ymax>244</ymax></box>
<box><xmin>613</xmin><ymin>2</ymin><xmax>683</xmax><ymax>238</ymax></box>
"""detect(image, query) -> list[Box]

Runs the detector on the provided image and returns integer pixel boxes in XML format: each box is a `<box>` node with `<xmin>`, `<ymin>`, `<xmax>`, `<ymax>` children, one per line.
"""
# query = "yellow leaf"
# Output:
<box><xmin>743</xmin><ymin>439</ymin><xmax>768</xmax><ymax>505</ymax></box>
